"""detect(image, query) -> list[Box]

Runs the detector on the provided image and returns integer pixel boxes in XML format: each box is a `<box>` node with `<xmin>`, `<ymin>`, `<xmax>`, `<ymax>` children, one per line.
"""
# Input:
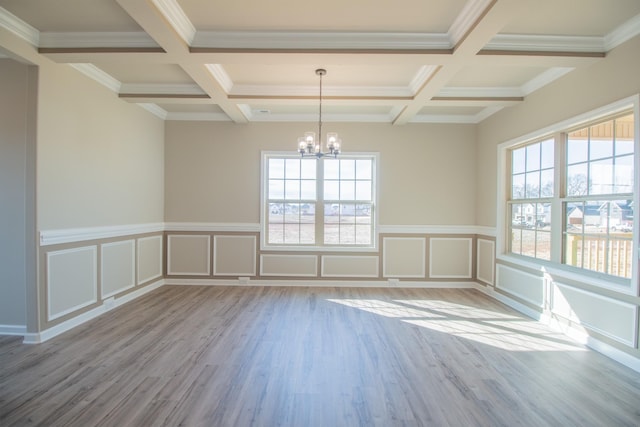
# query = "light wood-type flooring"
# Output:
<box><xmin>1</xmin><ymin>285</ymin><xmax>640</xmax><ymax>426</ymax></box>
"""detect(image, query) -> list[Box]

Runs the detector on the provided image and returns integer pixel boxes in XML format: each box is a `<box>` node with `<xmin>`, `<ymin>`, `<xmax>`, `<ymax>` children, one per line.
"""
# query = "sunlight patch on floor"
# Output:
<box><xmin>328</xmin><ymin>298</ymin><xmax>587</xmax><ymax>352</ymax></box>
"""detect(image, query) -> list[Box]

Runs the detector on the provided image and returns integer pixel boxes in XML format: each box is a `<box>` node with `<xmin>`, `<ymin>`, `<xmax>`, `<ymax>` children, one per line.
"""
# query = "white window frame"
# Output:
<box><xmin>260</xmin><ymin>151</ymin><xmax>379</xmax><ymax>252</ymax></box>
<box><xmin>496</xmin><ymin>95</ymin><xmax>640</xmax><ymax>295</ymax></box>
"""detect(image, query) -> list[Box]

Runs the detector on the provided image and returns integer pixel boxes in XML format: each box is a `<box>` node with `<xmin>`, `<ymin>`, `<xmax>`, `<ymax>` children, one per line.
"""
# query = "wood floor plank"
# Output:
<box><xmin>1</xmin><ymin>286</ymin><xmax>640</xmax><ymax>426</ymax></box>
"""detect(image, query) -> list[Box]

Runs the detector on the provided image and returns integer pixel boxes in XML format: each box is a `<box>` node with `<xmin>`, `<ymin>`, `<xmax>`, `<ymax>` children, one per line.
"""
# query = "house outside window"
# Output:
<box><xmin>262</xmin><ymin>152</ymin><xmax>377</xmax><ymax>250</ymax></box>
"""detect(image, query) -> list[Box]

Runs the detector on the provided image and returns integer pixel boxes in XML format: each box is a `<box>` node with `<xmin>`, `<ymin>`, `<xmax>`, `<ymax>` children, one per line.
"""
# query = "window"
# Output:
<box><xmin>263</xmin><ymin>153</ymin><xmax>376</xmax><ymax>248</ymax></box>
<box><xmin>505</xmin><ymin>109</ymin><xmax>636</xmax><ymax>280</ymax></box>
<box><xmin>563</xmin><ymin>115</ymin><xmax>635</xmax><ymax>277</ymax></box>
<box><xmin>508</xmin><ymin>138</ymin><xmax>554</xmax><ymax>260</ymax></box>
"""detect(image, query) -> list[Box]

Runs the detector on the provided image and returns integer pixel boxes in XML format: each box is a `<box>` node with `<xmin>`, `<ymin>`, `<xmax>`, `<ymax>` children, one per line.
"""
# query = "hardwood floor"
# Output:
<box><xmin>1</xmin><ymin>286</ymin><xmax>639</xmax><ymax>426</ymax></box>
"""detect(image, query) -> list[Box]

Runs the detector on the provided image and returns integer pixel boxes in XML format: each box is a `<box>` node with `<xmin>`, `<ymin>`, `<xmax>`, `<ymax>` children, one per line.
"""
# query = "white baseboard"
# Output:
<box><xmin>23</xmin><ymin>279</ymin><xmax>164</xmax><ymax>344</ymax></box>
<box><xmin>164</xmin><ymin>277</ymin><xmax>476</xmax><ymax>288</ymax></box>
<box><xmin>0</xmin><ymin>324</ymin><xmax>27</xmax><ymax>336</ymax></box>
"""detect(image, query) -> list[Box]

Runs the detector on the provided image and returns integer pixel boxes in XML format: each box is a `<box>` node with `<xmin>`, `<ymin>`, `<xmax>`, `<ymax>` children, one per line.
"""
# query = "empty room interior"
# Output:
<box><xmin>1</xmin><ymin>0</ymin><xmax>640</xmax><ymax>425</ymax></box>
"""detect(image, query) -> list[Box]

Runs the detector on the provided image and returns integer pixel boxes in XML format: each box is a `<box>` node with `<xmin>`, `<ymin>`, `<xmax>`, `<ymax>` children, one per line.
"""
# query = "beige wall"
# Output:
<box><xmin>37</xmin><ymin>62</ymin><xmax>165</xmax><ymax>230</ymax></box>
<box><xmin>0</xmin><ymin>59</ymin><xmax>31</xmax><ymax>327</ymax></box>
<box><xmin>476</xmin><ymin>35</ymin><xmax>640</xmax><ymax>228</ymax></box>
<box><xmin>165</xmin><ymin>121</ymin><xmax>476</xmax><ymax>226</ymax></box>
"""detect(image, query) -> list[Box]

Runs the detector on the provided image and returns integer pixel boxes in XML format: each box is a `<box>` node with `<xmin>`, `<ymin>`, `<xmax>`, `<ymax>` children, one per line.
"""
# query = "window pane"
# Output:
<box><xmin>536</xmin><ymin>231</ymin><xmax>551</xmax><ymax>261</ymax></box>
<box><xmin>616</xmin><ymin>138</ymin><xmax>634</xmax><ymax>156</ymax></box>
<box><xmin>564</xmin><ymin>233</ymin><xmax>583</xmax><ymax>268</ymax></box>
<box><xmin>540</xmin><ymin>169</ymin><xmax>554</xmax><ymax>197</ymax></box>
<box><xmin>284</xmin><ymin>180</ymin><xmax>300</xmax><ymax>200</ymax></box>
<box><xmin>566</xmin><ymin>163</ymin><xmax>588</xmax><ymax>196</ymax></box>
<box><xmin>356</xmin><ymin>159</ymin><xmax>372</xmax><ymax>179</ymax></box>
<box><xmin>567</xmin><ymin>134</ymin><xmax>588</xmax><ymax>164</ymax></box>
<box><xmin>525</xmin><ymin>171</ymin><xmax>540</xmax><ymax>198</ymax></box>
<box><xmin>324</xmin><ymin>203</ymin><xmax>340</xmax><ymax>221</ymax></box>
<box><xmin>540</xmin><ymin>139</ymin><xmax>554</xmax><ymax>169</ymax></box>
<box><xmin>324</xmin><ymin>180</ymin><xmax>339</xmax><ymax>200</ymax></box>
<box><xmin>269</xmin><ymin>158</ymin><xmax>284</xmax><ymax>178</ymax></box>
<box><xmin>589</xmin><ymin>121</ymin><xmax>613</xmax><ymax>160</ymax></box>
<box><xmin>355</xmin><ymin>225</ymin><xmax>372</xmax><ymax>245</ymax></box>
<box><xmin>526</xmin><ymin>143</ymin><xmax>540</xmax><ymax>171</ymax></box>
<box><xmin>614</xmin><ymin>154</ymin><xmax>634</xmax><ymax>194</ymax></box>
<box><xmin>615</xmin><ymin>114</ymin><xmax>634</xmax><ymax>155</ymax></box>
<box><xmin>269</xmin><ymin>223</ymin><xmax>284</xmax><ymax>244</ymax></box>
<box><xmin>300</xmin><ymin>180</ymin><xmax>316</xmax><ymax>199</ymax></box>
<box><xmin>566</xmin><ymin>202</ymin><xmax>584</xmax><ymax>233</ymax></box>
<box><xmin>284</xmin><ymin>223</ymin><xmax>300</xmax><ymax>244</ymax></box>
<box><xmin>340</xmin><ymin>181</ymin><xmax>356</xmax><ymax>200</ymax></box>
<box><xmin>511</xmin><ymin>203</ymin><xmax>523</xmax><ymax>228</ymax></box>
<box><xmin>521</xmin><ymin>229</ymin><xmax>536</xmax><ymax>257</ymax></box>
<box><xmin>324</xmin><ymin>224</ymin><xmax>339</xmax><ymax>244</ymax></box>
<box><xmin>537</xmin><ymin>203</ymin><xmax>551</xmax><ymax>228</ymax></box>
<box><xmin>299</xmin><ymin>223</ymin><xmax>315</xmax><ymax>244</ymax></box>
<box><xmin>511</xmin><ymin>227</ymin><xmax>522</xmax><ymax>254</ymax></box>
<box><xmin>324</xmin><ymin>159</ymin><xmax>339</xmax><ymax>179</ymax></box>
<box><xmin>340</xmin><ymin>159</ymin><xmax>355</xmax><ymax>180</ymax></box>
<box><xmin>589</xmin><ymin>158</ymin><xmax>613</xmax><ymax>195</ymax></box>
<box><xmin>340</xmin><ymin>225</ymin><xmax>356</xmax><ymax>244</ymax></box>
<box><xmin>355</xmin><ymin>181</ymin><xmax>372</xmax><ymax>201</ymax></box>
<box><xmin>285</xmin><ymin>159</ymin><xmax>300</xmax><ymax>178</ymax></box>
<box><xmin>300</xmin><ymin>159</ymin><xmax>316</xmax><ymax>179</ymax></box>
<box><xmin>269</xmin><ymin>179</ymin><xmax>284</xmax><ymax>199</ymax></box>
<box><xmin>607</xmin><ymin>238</ymin><xmax>633</xmax><ymax>278</ymax></box>
<box><xmin>512</xmin><ymin>174</ymin><xmax>525</xmax><ymax>199</ymax></box>
<box><xmin>512</xmin><ymin>147</ymin><xmax>526</xmax><ymax>174</ymax></box>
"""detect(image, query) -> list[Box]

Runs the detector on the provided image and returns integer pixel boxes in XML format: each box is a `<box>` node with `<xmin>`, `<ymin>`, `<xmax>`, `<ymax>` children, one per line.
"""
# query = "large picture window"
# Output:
<box><xmin>505</xmin><ymin>108</ymin><xmax>636</xmax><ymax>281</ymax></box>
<box><xmin>263</xmin><ymin>153</ymin><xmax>376</xmax><ymax>249</ymax></box>
<box><xmin>563</xmin><ymin>114</ymin><xmax>635</xmax><ymax>278</ymax></box>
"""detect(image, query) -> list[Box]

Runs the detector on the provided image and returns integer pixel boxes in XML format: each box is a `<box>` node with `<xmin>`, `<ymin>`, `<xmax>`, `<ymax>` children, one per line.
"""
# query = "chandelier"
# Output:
<box><xmin>297</xmin><ymin>69</ymin><xmax>341</xmax><ymax>159</ymax></box>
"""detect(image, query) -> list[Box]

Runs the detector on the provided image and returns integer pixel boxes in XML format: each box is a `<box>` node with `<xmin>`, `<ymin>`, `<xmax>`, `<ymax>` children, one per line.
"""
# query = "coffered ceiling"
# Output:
<box><xmin>1</xmin><ymin>0</ymin><xmax>639</xmax><ymax>124</ymax></box>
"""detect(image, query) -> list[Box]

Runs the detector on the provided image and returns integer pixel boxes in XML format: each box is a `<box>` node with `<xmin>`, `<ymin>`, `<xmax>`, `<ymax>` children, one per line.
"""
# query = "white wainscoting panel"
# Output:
<box><xmin>101</xmin><ymin>240</ymin><xmax>135</xmax><ymax>299</ymax></box>
<box><xmin>496</xmin><ymin>264</ymin><xmax>545</xmax><ymax>307</ymax></box>
<box><xmin>167</xmin><ymin>234</ymin><xmax>211</xmax><ymax>276</ymax></box>
<box><xmin>429</xmin><ymin>237</ymin><xmax>472</xmax><ymax>278</ymax></box>
<box><xmin>137</xmin><ymin>235</ymin><xmax>163</xmax><ymax>284</ymax></box>
<box><xmin>552</xmin><ymin>282</ymin><xmax>638</xmax><ymax>347</ymax></box>
<box><xmin>213</xmin><ymin>235</ymin><xmax>257</xmax><ymax>276</ymax></box>
<box><xmin>382</xmin><ymin>237</ymin><xmax>426</xmax><ymax>278</ymax></box>
<box><xmin>260</xmin><ymin>254</ymin><xmax>317</xmax><ymax>277</ymax></box>
<box><xmin>47</xmin><ymin>246</ymin><xmax>98</xmax><ymax>321</ymax></box>
<box><xmin>321</xmin><ymin>255</ymin><xmax>379</xmax><ymax>278</ymax></box>
<box><xmin>477</xmin><ymin>239</ymin><xmax>495</xmax><ymax>285</ymax></box>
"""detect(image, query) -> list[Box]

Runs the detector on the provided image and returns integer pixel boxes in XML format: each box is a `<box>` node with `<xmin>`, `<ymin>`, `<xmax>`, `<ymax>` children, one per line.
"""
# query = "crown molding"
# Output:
<box><xmin>520</xmin><ymin>67</ymin><xmax>574</xmax><ymax>95</ymax></box>
<box><xmin>206</xmin><ymin>64</ymin><xmax>234</xmax><ymax>93</ymax></box>
<box><xmin>151</xmin><ymin>0</ymin><xmax>196</xmax><ymax>45</ymax></box>
<box><xmin>137</xmin><ymin>103</ymin><xmax>168</xmax><ymax>120</ymax></box>
<box><xmin>192</xmin><ymin>31</ymin><xmax>451</xmax><ymax>50</ymax></box>
<box><xmin>69</xmin><ymin>63</ymin><xmax>121</xmax><ymax>93</ymax></box>
<box><xmin>604</xmin><ymin>13</ymin><xmax>640</xmax><ymax>51</ymax></box>
<box><xmin>229</xmin><ymin>84</ymin><xmax>413</xmax><ymax>98</ymax></box>
<box><xmin>448</xmin><ymin>0</ymin><xmax>495</xmax><ymax>47</ymax></box>
<box><xmin>484</xmin><ymin>34</ymin><xmax>605</xmax><ymax>53</ymax></box>
<box><xmin>119</xmin><ymin>83</ymin><xmax>206</xmax><ymax>95</ymax></box>
<box><xmin>408</xmin><ymin>65</ymin><xmax>440</xmax><ymax>95</ymax></box>
<box><xmin>165</xmin><ymin>112</ymin><xmax>231</xmax><ymax>121</ymax></box>
<box><xmin>0</xmin><ymin>6</ymin><xmax>39</xmax><ymax>46</ymax></box>
<box><xmin>437</xmin><ymin>86</ymin><xmax>523</xmax><ymax>98</ymax></box>
<box><xmin>39</xmin><ymin>31</ymin><xmax>159</xmax><ymax>48</ymax></box>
